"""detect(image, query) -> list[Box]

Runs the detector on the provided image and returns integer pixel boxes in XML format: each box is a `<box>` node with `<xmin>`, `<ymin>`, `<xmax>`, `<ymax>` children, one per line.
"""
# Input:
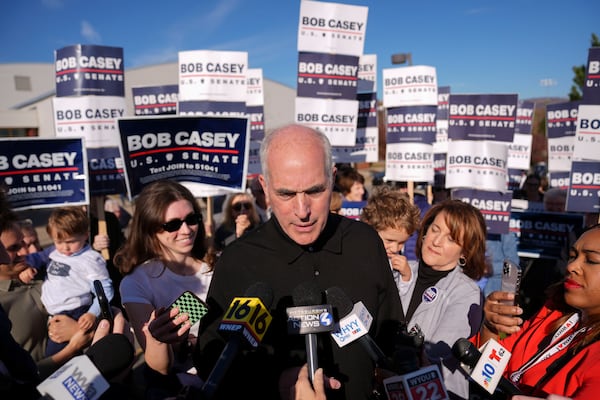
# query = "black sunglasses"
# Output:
<box><xmin>232</xmin><ymin>202</ymin><xmax>252</xmax><ymax>212</ymax></box>
<box><xmin>161</xmin><ymin>213</ymin><xmax>201</xmax><ymax>232</ymax></box>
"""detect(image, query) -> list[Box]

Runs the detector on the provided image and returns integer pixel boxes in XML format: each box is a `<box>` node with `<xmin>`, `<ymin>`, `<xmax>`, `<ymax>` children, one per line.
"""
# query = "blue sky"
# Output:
<box><xmin>2</xmin><ymin>0</ymin><xmax>598</xmax><ymax>100</ymax></box>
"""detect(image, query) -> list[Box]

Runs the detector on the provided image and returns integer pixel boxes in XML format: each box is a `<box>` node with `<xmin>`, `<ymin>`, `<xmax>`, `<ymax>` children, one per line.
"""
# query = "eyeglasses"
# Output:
<box><xmin>161</xmin><ymin>213</ymin><xmax>201</xmax><ymax>232</ymax></box>
<box><xmin>232</xmin><ymin>202</ymin><xmax>252</xmax><ymax>212</ymax></box>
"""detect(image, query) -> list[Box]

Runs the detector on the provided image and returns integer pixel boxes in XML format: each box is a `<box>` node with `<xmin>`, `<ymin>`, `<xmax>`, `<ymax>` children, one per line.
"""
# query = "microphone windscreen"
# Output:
<box><xmin>292</xmin><ymin>281</ymin><xmax>322</xmax><ymax>306</ymax></box>
<box><xmin>85</xmin><ymin>333</ymin><xmax>135</xmax><ymax>380</ymax></box>
<box><xmin>451</xmin><ymin>338</ymin><xmax>480</xmax><ymax>367</ymax></box>
<box><xmin>244</xmin><ymin>282</ymin><xmax>274</xmax><ymax>308</ymax></box>
<box><xmin>325</xmin><ymin>286</ymin><xmax>353</xmax><ymax>318</ymax></box>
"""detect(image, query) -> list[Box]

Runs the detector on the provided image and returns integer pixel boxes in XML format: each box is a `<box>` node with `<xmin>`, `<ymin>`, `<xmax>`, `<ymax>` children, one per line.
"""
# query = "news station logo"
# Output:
<box><xmin>286</xmin><ymin>305</ymin><xmax>334</xmax><ymax>334</ymax></box>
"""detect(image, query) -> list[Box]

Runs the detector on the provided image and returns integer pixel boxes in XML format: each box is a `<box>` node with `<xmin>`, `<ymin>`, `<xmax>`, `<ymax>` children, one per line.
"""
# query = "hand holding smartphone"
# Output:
<box><xmin>500</xmin><ymin>260</ymin><xmax>522</xmax><ymax>306</ymax></box>
<box><xmin>93</xmin><ymin>279</ymin><xmax>114</xmax><ymax>329</ymax></box>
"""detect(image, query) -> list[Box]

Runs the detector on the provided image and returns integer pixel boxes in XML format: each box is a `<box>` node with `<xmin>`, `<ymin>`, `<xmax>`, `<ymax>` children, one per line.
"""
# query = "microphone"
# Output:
<box><xmin>37</xmin><ymin>333</ymin><xmax>134</xmax><ymax>400</ymax></box>
<box><xmin>325</xmin><ymin>286</ymin><xmax>394</xmax><ymax>371</ymax></box>
<box><xmin>200</xmin><ymin>282</ymin><xmax>273</xmax><ymax>399</ymax></box>
<box><xmin>452</xmin><ymin>338</ymin><xmax>522</xmax><ymax>396</ymax></box>
<box><xmin>287</xmin><ymin>282</ymin><xmax>334</xmax><ymax>384</ymax></box>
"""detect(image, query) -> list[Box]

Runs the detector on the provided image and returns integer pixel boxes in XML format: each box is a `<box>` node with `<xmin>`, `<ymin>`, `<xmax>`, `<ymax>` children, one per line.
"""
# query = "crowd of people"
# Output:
<box><xmin>1</xmin><ymin>123</ymin><xmax>600</xmax><ymax>399</ymax></box>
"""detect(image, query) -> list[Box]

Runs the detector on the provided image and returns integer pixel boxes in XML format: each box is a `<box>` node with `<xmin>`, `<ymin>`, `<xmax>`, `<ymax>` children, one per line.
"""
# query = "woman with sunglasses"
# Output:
<box><xmin>213</xmin><ymin>192</ymin><xmax>260</xmax><ymax>253</ymax></box>
<box><xmin>114</xmin><ymin>180</ymin><xmax>215</xmax><ymax>397</ymax></box>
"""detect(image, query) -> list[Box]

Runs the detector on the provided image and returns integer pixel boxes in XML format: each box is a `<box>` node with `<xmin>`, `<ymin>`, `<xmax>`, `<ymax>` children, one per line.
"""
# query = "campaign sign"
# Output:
<box><xmin>297</xmin><ymin>52</ymin><xmax>359</xmax><ymax>100</ymax></box>
<box><xmin>357</xmin><ymin>92</ymin><xmax>377</xmax><ymax>129</ymax></box>
<box><xmin>452</xmin><ymin>189</ymin><xmax>512</xmax><ymax>234</ymax></box>
<box><xmin>118</xmin><ymin>116</ymin><xmax>249</xmax><ymax>198</ymax></box>
<box><xmin>435</xmin><ymin>119</ymin><xmax>449</xmax><ymax>153</ymax></box>
<box><xmin>53</xmin><ymin>96</ymin><xmax>126</xmax><ymax>148</ymax></box>
<box><xmin>297</xmin><ymin>0</ymin><xmax>368</xmax><ymax>57</ymax></box>
<box><xmin>178</xmin><ymin>101</ymin><xmax>246</xmax><ymax>117</ymax></box>
<box><xmin>582</xmin><ymin>47</ymin><xmax>600</xmax><ymax>105</ymax></box>
<box><xmin>357</xmin><ymin>54</ymin><xmax>377</xmax><ymax>93</ymax></box>
<box><xmin>448</xmin><ymin>94</ymin><xmax>518</xmax><ymax>142</ymax></box>
<box><xmin>433</xmin><ymin>152</ymin><xmax>447</xmax><ymax>181</ymax></box>
<box><xmin>178</xmin><ymin>50</ymin><xmax>248</xmax><ymax>102</ymax></box>
<box><xmin>87</xmin><ymin>147</ymin><xmax>127</xmax><ymax>196</ymax></box>
<box><xmin>566</xmin><ymin>161</ymin><xmax>600</xmax><ymax>213</ymax></box>
<box><xmin>383</xmin><ymin>365</ymin><xmax>449</xmax><ymax>400</ymax></box>
<box><xmin>246</xmin><ymin>140</ymin><xmax>262</xmax><ymax>177</ymax></box>
<box><xmin>446</xmin><ymin>140</ymin><xmax>508</xmax><ymax>191</ymax></box>
<box><xmin>247</xmin><ymin>68</ymin><xmax>264</xmax><ymax>107</ymax></box>
<box><xmin>548</xmin><ymin>136</ymin><xmax>574</xmax><ymax>172</ymax></box>
<box><xmin>295</xmin><ymin>97</ymin><xmax>358</xmax><ymax>146</ymax></box>
<box><xmin>386</xmin><ymin>105</ymin><xmax>437</xmax><ymax>144</ymax></box>
<box><xmin>573</xmin><ymin>104</ymin><xmax>600</xmax><ymax>162</ymax></box>
<box><xmin>507</xmin><ymin>133</ymin><xmax>533</xmax><ymax>170</ymax></box>
<box><xmin>55</xmin><ymin>45</ymin><xmax>124</xmax><ymax>97</ymax></box>
<box><xmin>546</xmin><ymin>101</ymin><xmax>579</xmax><ymax>138</ymax></box>
<box><xmin>339</xmin><ymin>200</ymin><xmax>366</xmax><ymax>220</ymax></box>
<box><xmin>386</xmin><ymin>142</ymin><xmax>434</xmax><ymax>182</ymax></box>
<box><xmin>437</xmin><ymin>86</ymin><xmax>451</xmax><ymax>120</ymax></box>
<box><xmin>247</xmin><ymin>105</ymin><xmax>265</xmax><ymax>141</ymax></box>
<box><xmin>132</xmin><ymin>85</ymin><xmax>178</xmax><ymax>116</ymax></box>
<box><xmin>549</xmin><ymin>171</ymin><xmax>570</xmax><ymax>190</ymax></box>
<box><xmin>509</xmin><ymin>210</ymin><xmax>583</xmax><ymax>259</ymax></box>
<box><xmin>332</xmin><ymin>127</ymin><xmax>378</xmax><ymax>163</ymax></box>
<box><xmin>382</xmin><ymin>65</ymin><xmax>438</xmax><ymax>107</ymax></box>
<box><xmin>1</xmin><ymin>138</ymin><xmax>87</xmax><ymax>210</ymax></box>
<box><xmin>515</xmin><ymin>100</ymin><xmax>535</xmax><ymax>134</ymax></box>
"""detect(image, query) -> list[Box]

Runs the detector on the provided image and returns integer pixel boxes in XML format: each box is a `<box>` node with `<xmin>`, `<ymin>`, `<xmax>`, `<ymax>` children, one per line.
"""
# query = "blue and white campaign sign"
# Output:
<box><xmin>549</xmin><ymin>171</ymin><xmax>570</xmax><ymax>190</ymax></box>
<box><xmin>247</xmin><ymin>105</ymin><xmax>265</xmax><ymax>141</ymax></box>
<box><xmin>433</xmin><ymin>151</ymin><xmax>447</xmax><ymax>184</ymax></box>
<box><xmin>295</xmin><ymin>97</ymin><xmax>358</xmax><ymax>146</ymax></box>
<box><xmin>87</xmin><ymin>147</ymin><xmax>127</xmax><ymax>196</ymax></box>
<box><xmin>573</xmin><ymin>104</ymin><xmax>600</xmax><ymax>161</ymax></box>
<box><xmin>0</xmin><ymin>138</ymin><xmax>87</xmax><ymax>210</ymax></box>
<box><xmin>507</xmin><ymin>133</ymin><xmax>533</xmax><ymax>170</ymax></box>
<box><xmin>510</xmin><ymin>210</ymin><xmax>583</xmax><ymax>259</ymax></box>
<box><xmin>386</xmin><ymin>105</ymin><xmax>437</xmax><ymax>144</ymax></box>
<box><xmin>53</xmin><ymin>96</ymin><xmax>126</xmax><ymax>148</ymax></box>
<box><xmin>297</xmin><ymin>52</ymin><xmax>360</xmax><ymax>100</ymax></box>
<box><xmin>446</xmin><ymin>140</ymin><xmax>508</xmax><ymax>191</ymax></box>
<box><xmin>339</xmin><ymin>200</ymin><xmax>366</xmax><ymax>220</ymax></box>
<box><xmin>434</xmin><ymin>119</ymin><xmax>449</xmax><ymax>153</ymax></box>
<box><xmin>178</xmin><ymin>50</ymin><xmax>248</xmax><ymax>102</ymax></box>
<box><xmin>452</xmin><ymin>189</ymin><xmax>512</xmax><ymax>234</ymax></box>
<box><xmin>357</xmin><ymin>92</ymin><xmax>377</xmax><ymax>129</ymax></box>
<box><xmin>566</xmin><ymin>161</ymin><xmax>600</xmax><ymax>213</ymax></box>
<box><xmin>507</xmin><ymin>168</ymin><xmax>527</xmax><ymax>192</ymax></box>
<box><xmin>515</xmin><ymin>100</ymin><xmax>535</xmax><ymax>134</ymax></box>
<box><xmin>331</xmin><ymin>127</ymin><xmax>378</xmax><ymax>163</ymax></box>
<box><xmin>582</xmin><ymin>47</ymin><xmax>600</xmax><ymax>105</ymax></box>
<box><xmin>246</xmin><ymin>140</ymin><xmax>262</xmax><ymax>177</ymax></box>
<box><xmin>132</xmin><ymin>85</ymin><xmax>178</xmax><ymax>116</ymax></box>
<box><xmin>118</xmin><ymin>116</ymin><xmax>249</xmax><ymax>198</ymax></box>
<box><xmin>55</xmin><ymin>45</ymin><xmax>124</xmax><ymax>97</ymax></box>
<box><xmin>548</xmin><ymin>136</ymin><xmax>574</xmax><ymax>172</ymax></box>
<box><xmin>385</xmin><ymin>142</ymin><xmax>434</xmax><ymax>182</ymax></box>
<box><xmin>382</xmin><ymin>66</ymin><xmax>438</xmax><ymax>107</ymax></box>
<box><xmin>448</xmin><ymin>94</ymin><xmax>518</xmax><ymax>142</ymax></box>
<box><xmin>437</xmin><ymin>86</ymin><xmax>451</xmax><ymax>120</ymax></box>
<box><xmin>357</xmin><ymin>54</ymin><xmax>377</xmax><ymax>93</ymax></box>
<box><xmin>178</xmin><ymin>100</ymin><xmax>246</xmax><ymax>117</ymax></box>
<box><xmin>298</xmin><ymin>0</ymin><xmax>368</xmax><ymax>57</ymax></box>
<box><xmin>247</xmin><ymin>68</ymin><xmax>264</xmax><ymax>106</ymax></box>
<box><xmin>546</xmin><ymin>101</ymin><xmax>579</xmax><ymax>138</ymax></box>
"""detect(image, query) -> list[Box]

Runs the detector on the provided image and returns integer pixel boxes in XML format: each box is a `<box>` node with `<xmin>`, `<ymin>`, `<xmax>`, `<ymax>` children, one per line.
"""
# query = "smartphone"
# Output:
<box><xmin>169</xmin><ymin>291</ymin><xmax>209</xmax><ymax>326</ymax></box>
<box><xmin>93</xmin><ymin>279</ymin><xmax>114</xmax><ymax>328</ymax></box>
<box><xmin>501</xmin><ymin>259</ymin><xmax>522</xmax><ymax>306</ymax></box>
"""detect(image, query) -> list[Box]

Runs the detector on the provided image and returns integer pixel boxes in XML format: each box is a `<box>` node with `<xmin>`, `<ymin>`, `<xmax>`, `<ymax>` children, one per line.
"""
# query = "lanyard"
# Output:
<box><xmin>510</xmin><ymin>313</ymin><xmax>584</xmax><ymax>383</ymax></box>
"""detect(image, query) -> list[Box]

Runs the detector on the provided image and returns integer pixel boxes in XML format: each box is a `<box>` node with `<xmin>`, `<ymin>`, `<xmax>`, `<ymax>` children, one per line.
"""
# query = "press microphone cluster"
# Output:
<box><xmin>200</xmin><ymin>282</ymin><xmax>274</xmax><ymax>399</ymax></box>
<box><xmin>452</xmin><ymin>337</ymin><xmax>522</xmax><ymax>396</ymax></box>
<box><xmin>37</xmin><ymin>333</ymin><xmax>134</xmax><ymax>400</ymax></box>
<box><xmin>286</xmin><ymin>282</ymin><xmax>334</xmax><ymax>384</ymax></box>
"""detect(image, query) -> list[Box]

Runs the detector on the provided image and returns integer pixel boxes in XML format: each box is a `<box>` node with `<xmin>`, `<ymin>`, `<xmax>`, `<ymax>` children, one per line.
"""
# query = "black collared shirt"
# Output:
<box><xmin>195</xmin><ymin>213</ymin><xmax>403</xmax><ymax>399</ymax></box>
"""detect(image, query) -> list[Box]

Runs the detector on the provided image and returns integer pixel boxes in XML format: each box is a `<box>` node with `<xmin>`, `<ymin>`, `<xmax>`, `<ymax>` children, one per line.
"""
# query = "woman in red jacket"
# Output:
<box><xmin>481</xmin><ymin>224</ymin><xmax>600</xmax><ymax>399</ymax></box>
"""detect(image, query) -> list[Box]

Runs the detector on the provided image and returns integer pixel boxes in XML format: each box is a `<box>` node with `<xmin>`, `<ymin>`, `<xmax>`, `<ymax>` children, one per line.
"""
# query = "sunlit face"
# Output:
<box><xmin>563</xmin><ymin>228</ymin><xmax>600</xmax><ymax>318</ymax></box>
<box><xmin>156</xmin><ymin>199</ymin><xmax>198</xmax><ymax>262</ymax></box>
<box><xmin>346</xmin><ymin>181</ymin><xmax>365</xmax><ymax>202</ymax></box>
<box><xmin>50</xmin><ymin>228</ymin><xmax>87</xmax><ymax>257</ymax></box>
<box><xmin>377</xmin><ymin>226</ymin><xmax>410</xmax><ymax>258</ymax></box>
<box><xmin>261</xmin><ymin>135</ymin><xmax>333</xmax><ymax>246</ymax></box>
<box><xmin>421</xmin><ymin>212</ymin><xmax>463</xmax><ymax>271</ymax></box>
